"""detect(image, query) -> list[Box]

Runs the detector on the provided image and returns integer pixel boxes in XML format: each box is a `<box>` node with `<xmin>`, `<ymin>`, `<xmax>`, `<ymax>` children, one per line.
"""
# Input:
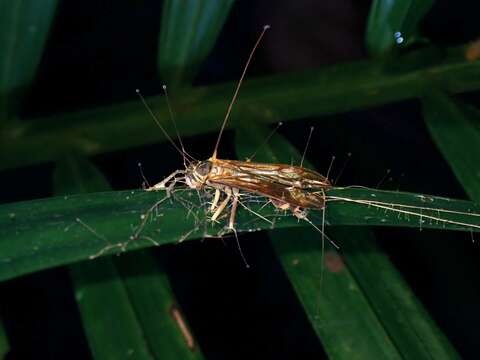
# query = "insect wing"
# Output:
<box><xmin>208</xmin><ymin>171</ymin><xmax>326</xmax><ymax>209</ymax></box>
<box><xmin>215</xmin><ymin>160</ymin><xmax>331</xmax><ymax>189</ymax></box>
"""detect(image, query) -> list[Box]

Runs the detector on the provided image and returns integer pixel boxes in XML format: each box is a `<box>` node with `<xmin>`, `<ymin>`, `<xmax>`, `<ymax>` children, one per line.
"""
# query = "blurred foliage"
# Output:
<box><xmin>0</xmin><ymin>0</ymin><xmax>58</xmax><ymax>120</ymax></box>
<box><xmin>366</xmin><ymin>0</ymin><xmax>434</xmax><ymax>55</ymax></box>
<box><xmin>158</xmin><ymin>0</ymin><xmax>234</xmax><ymax>88</ymax></box>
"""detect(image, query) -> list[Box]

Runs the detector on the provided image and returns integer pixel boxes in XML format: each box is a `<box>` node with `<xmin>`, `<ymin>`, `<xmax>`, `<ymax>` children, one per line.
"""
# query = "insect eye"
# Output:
<box><xmin>196</xmin><ymin>162</ymin><xmax>211</xmax><ymax>176</ymax></box>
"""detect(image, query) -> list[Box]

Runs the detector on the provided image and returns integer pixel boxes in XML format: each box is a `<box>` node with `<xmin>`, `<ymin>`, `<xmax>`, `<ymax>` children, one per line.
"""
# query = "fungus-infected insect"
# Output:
<box><xmin>135</xmin><ymin>25</ymin><xmax>337</xmax><ymax>265</ymax></box>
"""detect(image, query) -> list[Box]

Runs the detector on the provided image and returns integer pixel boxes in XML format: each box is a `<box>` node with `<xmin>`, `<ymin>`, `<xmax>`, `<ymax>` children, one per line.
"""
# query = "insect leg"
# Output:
<box><xmin>228</xmin><ymin>188</ymin><xmax>240</xmax><ymax>229</ymax></box>
<box><xmin>226</xmin><ymin>188</ymin><xmax>250</xmax><ymax>267</ymax></box>
<box><xmin>147</xmin><ymin>170</ymin><xmax>185</xmax><ymax>191</ymax></box>
<box><xmin>211</xmin><ymin>188</ymin><xmax>232</xmax><ymax>222</ymax></box>
<box><xmin>210</xmin><ymin>189</ymin><xmax>221</xmax><ymax>211</ymax></box>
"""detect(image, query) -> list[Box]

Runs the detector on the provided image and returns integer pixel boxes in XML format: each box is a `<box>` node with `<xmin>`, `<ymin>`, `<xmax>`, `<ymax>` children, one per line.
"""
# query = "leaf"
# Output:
<box><xmin>422</xmin><ymin>91</ymin><xmax>480</xmax><ymax>202</ymax></box>
<box><xmin>115</xmin><ymin>251</ymin><xmax>202</xmax><ymax>359</ymax></box>
<box><xmin>0</xmin><ymin>0</ymin><xmax>58</xmax><ymax>120</ymax></box>
<box><xmin>158</xmin><ymin>0</ymin><xmax>235</xmax><ymax>87</ymax></box>
<box><xmin>54</xmin><ymin>154</ymin><xmax>202</xmax><ymax>359</ymax></box>
<box><xmin>55</xmin><ymin>156</ymin><xmax>155</xmax><ymax>359</ymax></box>
<box><xmin>366</xmin><ymin>0</ymin><xmax>434</xmax><ymax>56</ymax></box>
<box><xmin>272</xmin><ymin>228</ymin><xmax>404</xmax><ymax>359</ymax></box>
<box><xmin>235</xmin><ymin>123</ymin><xmax>460</xmax><ymax>358</ymax></box>
<box><xmin>0</xmin><ymin>183</ymin><xmax>479</xmax><ymax>283</ymax></box>
<box><xmin>70</xmin><ymin>257</ymin><xmax>155</xmax><ymax>360</ymax></box>
<box><xmin>2</xmin><ymin>43</ymin><xmax>480</xmax><ymax>171</ymax></box>
<box><xmin>329</xmin><ymin>227</ymin><xmax>460</xmax><ymax>359</ymax></box>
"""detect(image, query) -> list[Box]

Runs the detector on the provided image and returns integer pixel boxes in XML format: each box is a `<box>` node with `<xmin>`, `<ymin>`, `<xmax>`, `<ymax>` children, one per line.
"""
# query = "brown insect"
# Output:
<box><xmin>136</xmin><ymin>25</ymin><xmax>335</xmax><ymax>265</ymax></box>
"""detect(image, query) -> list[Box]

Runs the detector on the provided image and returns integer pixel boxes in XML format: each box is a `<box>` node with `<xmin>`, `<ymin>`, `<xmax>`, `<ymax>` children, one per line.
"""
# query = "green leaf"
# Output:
<box><xmin>422</xmin><ymin>91</ymin><xmax>480</xmax><ymax>202</ymax></box>
<box><xmin>2</xmin><ymin>43</ymin><xmax>480</xmax><ymax>171</ymax></box>
<box><xmin>54</xmin><ymin>155</ymin><xmax>202</xmax><ymax>359</ymax></box>
<box><xmin>54</xmin><ymin>156</ymin><xmax>154</xmax><ymax>359</ymax></box>
<box><xmin>330</xmin><ymin>227</ymin><xmax>460</xmax><ymax>359</ymax></box>
<box><xmin>366</xmin><ymin>0</ymin><xmax>434</xmax><ymax>56</ymax></box>
<box><xmin>272</xmin><ymin>228</ymin><xmax>403</xmax><ymax>359</ymax></box>
<box><xmin>235</xmin><ymin>123</ymin><xmax>460</xmax><ymax>358</ymax></box>
<box><xmin>114</xmin><ymin>251</ymin><xmax>203</xmax><ymax>359</ymax></box>
<box><xmin>0</xmin><ymin>0</ymin><xmax>58</xmax><ymax>120</ymax></box>
<box><xmin>0</xmin><ymin>184</ymin><xmax>479</xmax><ymax>282</ymax></box>
<box><xmin>69</xmin><ymin>257</ymin><xmax>154</xmax><ymax>360</ymax></box>
<box><xmin>158</xmin><ymin>0</ymin><xmax>235</xmax><ymax>87</ymax></box>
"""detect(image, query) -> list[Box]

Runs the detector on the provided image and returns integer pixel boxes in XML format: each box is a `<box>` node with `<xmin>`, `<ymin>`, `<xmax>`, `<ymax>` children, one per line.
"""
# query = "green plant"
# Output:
<box><xmin>1</xmin><ymin>0</ymin><xmax>479</xmax><ymax>358</ymax></box>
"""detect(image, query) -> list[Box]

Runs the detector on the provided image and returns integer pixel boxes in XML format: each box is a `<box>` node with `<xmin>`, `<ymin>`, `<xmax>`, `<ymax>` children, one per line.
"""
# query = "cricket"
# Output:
<box><xmin>130</xmin><ymin>25</ymin><xmax>480</xmax><ymax>267</ymax></box>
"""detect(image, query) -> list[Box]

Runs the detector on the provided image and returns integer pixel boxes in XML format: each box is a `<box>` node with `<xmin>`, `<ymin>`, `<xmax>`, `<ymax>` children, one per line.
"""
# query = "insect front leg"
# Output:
<box><xmin>147</xmin><ymin>170</ymin><xmax>185</xmax><ymax>192</ymax></box>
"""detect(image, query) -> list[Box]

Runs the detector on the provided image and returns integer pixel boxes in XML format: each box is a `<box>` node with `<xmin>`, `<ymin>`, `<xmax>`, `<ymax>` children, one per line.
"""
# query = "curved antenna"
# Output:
<box><xmin>247</xmin><ymin>122</ymin><xmax>282</xmax><ymax>162</ymax></box>
<box><xmin>162</xmin><ymin>84</ymin><xmax>196</xmax><ymax>166</ymax></box>
<box><xmin>326</xmin><ymin>155</ymin><xmax>336</xmax><ymax>180</ymax></box>
<box><xmin>300</xmin><ymin>126</ymin><xmax>314</xmax><ymax>167</ymax></box>
<box><xmin>136</xmin><ymin>89</ymin><xmax>196</xmax><ymax>163</ymax></box>
<box><xmin>211</xmin><ymin>25</ymin><xmax>271</xmax><ymax>160</ymax></box>
<box><xmin>333</xmin><ymin>152</ymin><xmax>351</xmax><ymax>185</ymax></box>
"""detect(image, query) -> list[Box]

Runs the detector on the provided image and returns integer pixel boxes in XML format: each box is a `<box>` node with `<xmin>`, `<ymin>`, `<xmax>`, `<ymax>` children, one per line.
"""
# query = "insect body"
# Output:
<box><xmin>147</xmin><ymin>158</ymin><xmax>331</xmax><ymax>228</ymax></box>
<box><xmin>141</xmin><ymin>25</ymin><xmax>332</xmax><ymax>241</ymax></box>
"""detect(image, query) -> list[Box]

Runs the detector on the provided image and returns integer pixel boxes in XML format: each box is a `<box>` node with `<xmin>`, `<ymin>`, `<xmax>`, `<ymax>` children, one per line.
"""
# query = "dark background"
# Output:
<box><xmin>1</xmin><ymin>0</ymin><xmax>480</xmax><ymax>358</ymax></box>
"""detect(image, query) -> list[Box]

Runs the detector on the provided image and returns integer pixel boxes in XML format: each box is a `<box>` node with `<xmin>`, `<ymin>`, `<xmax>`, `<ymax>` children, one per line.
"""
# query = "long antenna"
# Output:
<box><xmin>300</xmin><ymin>126</ymin><xmax>314</xmax><ymax>167</ymax></box>
<box><xmin>247</xmin><ymin>122</ymin><xmax>282</xmax><ymax>161</ymax></box>
<box><xmin>211</xmin><ymin>24</ymin><xmax>271</xmax><ymax>160</ymax></box>
<box><xmin>162</xmin><ymin>84</ymin><xmax>195</xmax><ymax>166</ymax></box>
<box><xmin>136</xmin><ymin>89</ymin><xmax>193</xmax><ymax>162</ymax></box>
<box><xmin>326</xmin><ymin>155</ymin><xmax>335</xmax><ymax>180</ymax></box>
<box><xmin>333</xmin><ymin>152</ymin><xmax>351</xmax><ymax>185</ymax></box>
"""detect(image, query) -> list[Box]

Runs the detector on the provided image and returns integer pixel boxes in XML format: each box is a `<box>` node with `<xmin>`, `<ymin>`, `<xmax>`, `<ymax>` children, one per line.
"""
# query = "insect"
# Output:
<box><xmin>134</xmin><ymin>25</ymin><xmax>337</xmax><ymax>266</ymax></box>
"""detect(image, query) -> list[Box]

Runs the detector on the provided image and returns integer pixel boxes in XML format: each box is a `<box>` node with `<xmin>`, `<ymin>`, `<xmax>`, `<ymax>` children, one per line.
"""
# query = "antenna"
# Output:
<box><xmin>247</xmin><ymin>122</ymin><xmax>282</xmax><ymax>161</ymax></box>
<box><xmin>136</xmin><ymin>89</ymin><xmax>194</xmax><ymax>162</ymax></box>
<box><xmin>162</xmin><ymin>84</ymin><xmax>195</xmax><ymax>166</ymax></box>
<box><xmin>211</xmin><ymin>25</ymin><xmax>271</xmax><ymax>160</ymax></box>
<box><xmin>300</xmin><ymin>126</ymin><xmax>314</xmax><ymax>167</ymax></box>
<box><xmin>333</xmin><ymin>152</ymin><xmax>351</xmax><ymax>185</ymax></box>
<box><xmin>326</xmin><ymin>155</ymin><xmax>336</xmax><ymax>180</ymax></box>
<box><xmin>376</xmin><ymin>168</ymin><xmax>391</xmax><ymax>189</ymax></box>
<box><xmin>137</xmin><ymin>162</ymin><xmax>151</xmax><ymax>189</ymax></box>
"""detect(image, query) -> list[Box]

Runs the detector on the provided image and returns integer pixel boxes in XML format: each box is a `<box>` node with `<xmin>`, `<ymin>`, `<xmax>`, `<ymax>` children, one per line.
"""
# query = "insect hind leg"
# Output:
<box><xmin>228</xmin><ymin>188</ymin><xmax>250</xmax><ymax>268</ymax></box>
